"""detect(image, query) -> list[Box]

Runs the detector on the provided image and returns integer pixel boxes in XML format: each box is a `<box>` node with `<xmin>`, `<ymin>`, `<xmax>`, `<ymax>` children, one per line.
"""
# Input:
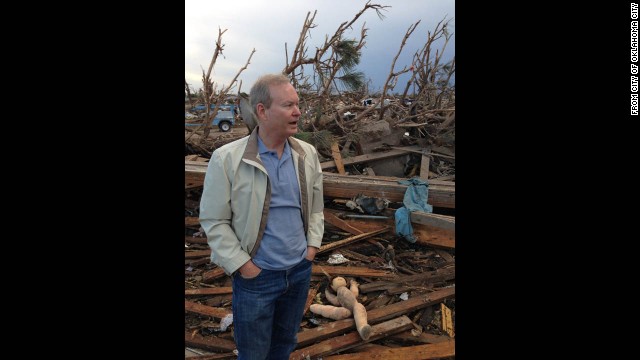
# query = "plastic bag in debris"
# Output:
<box><xmin>327</xmin><ymin>253</ymin><xmax>349</xmax><ymax>264</ymax></box>
<box><xmin>219</xmin><ymin>313</ymin><xmax>233</xmax><ymax>332</ymax></box>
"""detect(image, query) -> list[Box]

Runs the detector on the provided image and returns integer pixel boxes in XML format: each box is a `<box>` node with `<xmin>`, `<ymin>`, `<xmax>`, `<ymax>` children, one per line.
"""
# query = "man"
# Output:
<box><xmin>199</xmin><ymin>73</ymin><xmax>324</xmax><ymax>359</ymax></box>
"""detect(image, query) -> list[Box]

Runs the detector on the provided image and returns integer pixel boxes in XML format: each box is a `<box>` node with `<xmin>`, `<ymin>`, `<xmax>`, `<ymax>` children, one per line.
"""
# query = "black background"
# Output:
<box><xmin>4</xmin><ymin>2</ymin><xmax>633</xmax><ymax>358</ymax></box>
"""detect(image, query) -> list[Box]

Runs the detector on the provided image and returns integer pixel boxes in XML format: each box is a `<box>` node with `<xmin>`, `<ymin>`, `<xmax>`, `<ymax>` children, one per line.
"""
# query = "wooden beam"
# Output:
<box><xmin>419</xmin><ymin>154</ymin><xmax>430</xmax><ymax>180</ymax></box>
<box><xmin>290</xmin><ymin>316</ymin><xmax>414</xmax><ymax>359</ymax></box>
<box><xmin>185</xmin><ymin>163</ymin><xmax>455</xmax><ymax>208</ymax></box>
<box><xmin>358</xmin><ymin>266</ymin><xmax>455</xmax><ymax>293</ymax></box>
<box><xmin>185</xmin><ymin>249</ymin><xmax>211</xmax><ymax>259</ymax></box>
<box><xmin>185</xmin><ymin>287</ymin><xmax>232</xmax><ymax>296</ymax></box>
<box><xmin>323</xmin><ymin>209</ymin><xmax>387</xmax><ymax>235</ymax></box>
<box><xmin>304</xmin><ymin>283</ymin><xmax>321</xmax><ymax>315</ymax></box>
<box><xmin>184</xmin><ymin>299</ymin><xmax>231</xmax><ymax>319</ymax></box>
<box><xmin>322</xmin><ymin>340</ymin><xmax>455</xmax><ymax>360</ymax></box>
<box><xmin>296</xmin><ymin>287</ymin><xmax>455</xmax><ymax>347</ymax></box>
<box><xmin>389</xmin><ymin>331</ymin><xmax>454</xmax><ymax>344</ymax></box>
<box><xmin>330</xmin><ymin>142</ymin><xmax>346</xmax><ymax>175</ymax></box>
<box><xmin>312</xmin><ymin>265</ymin><xmax>397</xmax><ymax>279</ymax></box>
<box><xmin>318</xmin><ymin>228</ymin><xmax>390</xmax><ymax>254</ymax></box>
<box><xmin>185</xmin><ymin>216</ymin><xmax>201</xmax><ymax>227</ymax></box>
<box><xmin>185</xmin><ymin>236</ymin><xmax>209</xmax><ymax>244</ymax></box>
<box><xmin>202</xmin><ymin>267</ymin><xmax>227</xmax><ymax>283</ymax></box>
<box><xmin>412</xmin><ymin>225</ymin><xmax>455</xmax><ymax>249</ymax></box>
<box><xmin>184</xmin><ymin>330</ymin><xmax>236</xmax><ymax>353</ymax></box>
<box><xmin>320</xmin><ymin>146</ymin><xmax>421</xmax><ymax>170</ymax></box>
<box><xmin>323</xmin><ymin>173</ymin><xmax>455</xmax><ymax>209</ymax></box>
<box><xmin>324</xmin><ymin>208</ymin><xmax>454</xmax><ymax>249</ymax></box>
<box><xmin>183</xmin><ymin>353</ymin><xmax>237</xmax><ymax>360</ymax></box>
<box><xmin>410</xmin><ymin>212</ymin><xmax>455</xmax><ymax>232</ymax></box>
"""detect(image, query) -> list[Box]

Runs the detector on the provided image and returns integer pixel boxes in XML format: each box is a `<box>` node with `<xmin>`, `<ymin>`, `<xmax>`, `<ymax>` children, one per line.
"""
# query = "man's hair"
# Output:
<box><xmin>250</xmin><ymin>73</ymin><xmax>291</xmax><ymax>110</ymax></box>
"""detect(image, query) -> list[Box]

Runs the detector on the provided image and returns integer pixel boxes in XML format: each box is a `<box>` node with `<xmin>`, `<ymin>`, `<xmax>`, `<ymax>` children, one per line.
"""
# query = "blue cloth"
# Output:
<box><xmin>394</xmin><ymin>177</ymin><xmax>433</xmax><ymax>243</ymax></box>
<box><xmin>253</xmin><ymin>138</ymin><xmax>307</xmax><ymax>270</ymax></box>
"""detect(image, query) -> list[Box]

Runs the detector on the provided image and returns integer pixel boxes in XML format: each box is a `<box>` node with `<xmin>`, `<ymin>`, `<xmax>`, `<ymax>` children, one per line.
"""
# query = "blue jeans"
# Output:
<box><xmin>231</xmin><ymin>258</ymin><xmax>312</xmax><ymax>360</ymax></box>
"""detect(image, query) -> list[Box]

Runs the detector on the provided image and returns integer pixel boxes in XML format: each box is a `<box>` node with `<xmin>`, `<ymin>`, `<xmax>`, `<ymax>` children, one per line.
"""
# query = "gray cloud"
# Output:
<box><xmin>185</xmin><ymin>0</ymin><xmax>454</xmax><ymax>93</ymax></box>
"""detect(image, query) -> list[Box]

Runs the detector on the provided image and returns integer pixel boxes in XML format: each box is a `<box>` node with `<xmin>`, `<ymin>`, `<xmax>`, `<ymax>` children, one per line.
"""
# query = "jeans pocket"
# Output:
<box><xmin>238</xmin><ymin>268</ymin><xmax>262</xmax><ymax>280</ymax></box>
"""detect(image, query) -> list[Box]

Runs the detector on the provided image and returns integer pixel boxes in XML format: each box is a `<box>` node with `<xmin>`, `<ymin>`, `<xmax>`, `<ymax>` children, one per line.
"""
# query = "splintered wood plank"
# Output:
<box><xmin>412</xmin><ymin>224</ymin><xmax>455</xmax><ymax>249</ymax></box>
<box><xmin>410</xmin><ymin>212</ymin><xmax>455</xmax><ymax>232</ymax></box>
<box><xmin>312</xmin><ymin>265</ymin><xmax>397</xmax><ymax>279</ymax></box>
<box><xmin>185</xmin><ymin>249</ymin><xmax>211</xmax><ymax>259</ymax></box>
<box><xmin>186</xmin><ymin>163</ymin><xmax>455</xmax><ymax>208</ymax></box>
<box><xmin>185</xmin><ymin>217</ymin><xmax>201</xmax><ymax>227</ymax></box>
<box><xmin>304</xmin><ymin>283</ymin><xmax>321</xmax><ymax>315</ymax></box>
<box><xmin>290</xmin><ymin>316</ymin><xmax>414</xmax><ymax>359</ymax></box>
<box><xmin>331</xmin><ymin>142</ymin><xmax>346</xmax><ymax>175</ymax></box>
<box><xmin>185</xmin><ymin>287</ymin><xmax>232</xmax><ymax>296</ymax></box>
<box><xmin>324</xmin><ymin>209</ymin><xmax>365</xmax><ymax>235</ymax></box>
<box><xmin>434</xmin><ymin>249</ymin><xmax>455</xmax><ymax>263</ymax></box>
<box><xmin>340</xmin><ymin>249</ymin><xmax>374</xmax><ymax>263</ymax></box>
<box><xmin>320</xmin><ymin>146</ymin><xmax>421</xmax><ymax>170</ymax></box>
<box><xmin>186</xmin><ymin>257</ymin><xmax>211</xmax><ymax>267</ymax></box>
<box><xmin>322</xmin><ymin>173</ymin><xmax>455</xmax><ymax>209</ymax></box>
<box><xmin>318</xmin><ymin>228</ymin><xmax>390</xmax><ymax>254</ymax></box>
<box><xmin>184</xmin><ymin>330</ymin><xmax>236</xmax><ymax>353</ymax></box>
<box><xmin>348</xmin><ymin>343</ymin><xmax>390</xmax><ymax>353</ymax></box>
<box><xmin>390</xmin><ymin>330</ymin><xmax>454</xmax><ymax>344</ymax></box>
<box><xmin>441</xmin><ymin>303</ymin><xmax>455</xmax><ymax>338</ymax></box>
<box><xmin>296</xmin><ymin>287</ymin><xmax>455</xmax><ymax>347</ymax></box>
<box><xmin>202</xmin><ymin>267</ymin><xmax>227</xmax><ymax>283</ymax></box>
<box><xmin>358</xmin><ymin>267</ymin><xmax>455</xmax><ymax>294</ymax></box>
<box><xmin>323</xmin><ymin>209</ymin><xmax>388</xmax><ymax>235</ymax></box>
<box><xmin>323</xmin><ymin>340</ymin><xmax>455</xmax><ymax>359</ymax></box>
<box><xmin>183</xmin><ymin>353</ymin><xmax>237</xmax><ymax>360</ymax></box>
<box><xmin>184</xmin><ymin>299</ymin><xmax>232</xmax><ymax>319</ymax></box>
<box><xmin>186</xmin><ymin>236</ymin><xmax>209</xmax><ymax>244</ymax></box>
<box><xmin>420</xmin><ymin>154</ymin><xmax>430</xmax><ymax>180</ymax></box>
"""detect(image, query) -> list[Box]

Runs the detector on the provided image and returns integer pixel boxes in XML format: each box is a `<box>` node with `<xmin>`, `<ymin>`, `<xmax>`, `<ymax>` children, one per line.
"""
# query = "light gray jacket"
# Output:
<box><xmin>199</xmin><ymin>127</ymin><xmax>324</xmax><ymax>275</ymax></box>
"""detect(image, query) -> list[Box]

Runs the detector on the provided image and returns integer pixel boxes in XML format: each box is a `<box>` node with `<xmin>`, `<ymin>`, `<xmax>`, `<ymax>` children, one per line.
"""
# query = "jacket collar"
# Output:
<box><xmin>243</xmin><ymin>125</ymin><xmax>306</xmax><ymax>162</ymax></box>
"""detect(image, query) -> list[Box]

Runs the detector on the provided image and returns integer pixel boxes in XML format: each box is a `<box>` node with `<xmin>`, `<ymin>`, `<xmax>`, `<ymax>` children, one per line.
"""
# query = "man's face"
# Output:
<box><xmin>258</xmin><ymin>83</ymin><xmax>301</xmax><ymax>138</ymax></box>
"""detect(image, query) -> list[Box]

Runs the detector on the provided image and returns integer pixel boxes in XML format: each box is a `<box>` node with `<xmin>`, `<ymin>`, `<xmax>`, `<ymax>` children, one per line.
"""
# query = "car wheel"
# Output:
<box><xmin>219</xmin><ymin>121</ymin><xmax>231</xmax><ymax>132</ymax></box>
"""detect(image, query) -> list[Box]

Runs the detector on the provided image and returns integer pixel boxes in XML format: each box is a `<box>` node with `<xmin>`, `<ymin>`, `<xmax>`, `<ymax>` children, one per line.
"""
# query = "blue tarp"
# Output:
<box><xmin>394</xmin><ymin>177</ymin><xmax>433</xmax><ymax>243</ymax></box>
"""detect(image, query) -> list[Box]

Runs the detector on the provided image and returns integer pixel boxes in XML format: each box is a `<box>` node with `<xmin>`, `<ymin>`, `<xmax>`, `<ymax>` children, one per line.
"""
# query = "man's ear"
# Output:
<box><xmin>256</xmin><ymin>103</ymin><xmax>267</xmax><ymax>121</ymax></box>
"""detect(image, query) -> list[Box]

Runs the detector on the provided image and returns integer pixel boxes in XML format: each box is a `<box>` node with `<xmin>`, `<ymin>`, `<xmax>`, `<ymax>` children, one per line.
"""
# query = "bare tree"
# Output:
<box><xmin>185</xmin><ymin>27</ymin><xmax>255</xmax><ymax>143</ymax></box>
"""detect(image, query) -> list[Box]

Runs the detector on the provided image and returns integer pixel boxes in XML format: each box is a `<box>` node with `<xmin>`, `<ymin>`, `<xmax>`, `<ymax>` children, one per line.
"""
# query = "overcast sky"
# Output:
<box><xmin>185</xmin><ymin>0</ymin><xmax>454</xmax><ymax>95</ymax></box>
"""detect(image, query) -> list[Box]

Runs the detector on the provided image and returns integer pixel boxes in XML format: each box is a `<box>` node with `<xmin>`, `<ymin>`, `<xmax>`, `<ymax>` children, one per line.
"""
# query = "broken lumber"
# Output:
<box><xmin>296</xmin><ymin>286</ymin><xmax>455</xmax><ymax>347</ymax></box>
<box><xmin>185</xmin><ymin>162</ymin><xmax>455</xmax><ymax>209</ymax></box>
<box><xmin>318</xmin><ymin>228</ymin><xmax>390</xmax><ymax>254</ymax></box>
<box><xmin>184</xmin><ymin>330</ymin><xmax>236</xmax><ymax>353</ymax></box>
<box><xmin>184</xmin><ymin>299</ymin><xmax>231</xmax><ymax>319</ymax></box>
<box><xmin>410</xmin><ymin>212</ymin><xmax>454</xmax><ymax>232</ymax></box>
<box><xmin>312</xmin><ymin>265</ymin><xmax>397</xmax><ymax>279</ymax></box>
<box><xmin>322</xmin><ymin>173</ymin><xmax>455</xmax><ymax>208</ymax></box>
<box><xmin>290</xmin><ymin>315</ymin><xmax>414</xmax><ymax>359</ymax></box>
<box><xmin>330</xmin><ymin>142</ymin><xmax>346</xmax><ymax>175</ymax></box>
<box><xmin>358</xmin><ymin>266</ymin><xmax>455</xmax><ymax>294</ymax></box>
<box><xmin>185</xmin><ymin>287</ymin><xmax>232</xmax><ymax>296</ymax></box>
<box><xmin>322</xmin><ymin>340</ymin><xmax>455</xmax><ymax>359</ymax></box>
<box><xmin>320</xmin><ymin>145</ymin><xmax>421</xmax><ymax>171</ymax></box>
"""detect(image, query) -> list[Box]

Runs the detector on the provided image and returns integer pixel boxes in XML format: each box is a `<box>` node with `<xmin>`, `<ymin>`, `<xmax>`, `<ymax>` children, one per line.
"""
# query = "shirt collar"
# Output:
<box><xmin>257</xmin><ymin>136</ymin><xmax>291</xmax><ymax>157</ymax></box>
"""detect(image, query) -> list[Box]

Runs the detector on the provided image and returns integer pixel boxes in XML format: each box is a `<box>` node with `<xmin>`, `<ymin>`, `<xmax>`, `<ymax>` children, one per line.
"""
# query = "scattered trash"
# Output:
<box><xmin>349</xmin><ymin>194</ymin><xmax>390</xmax><ymax>215</ymax></box>
<box><xmin>219</xmin><ymin>313</ymin><xmax>233</xmax><ymax>332</ymax></box>
<box><xmin>327</xmin><ymin>253</ymin><xmax>350</xmax><ymax>264</ymax></box>
<box><xmin>399</xmin><ymin>292</ymin><xmax>409</xmax><ymax>301</ymax></box>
